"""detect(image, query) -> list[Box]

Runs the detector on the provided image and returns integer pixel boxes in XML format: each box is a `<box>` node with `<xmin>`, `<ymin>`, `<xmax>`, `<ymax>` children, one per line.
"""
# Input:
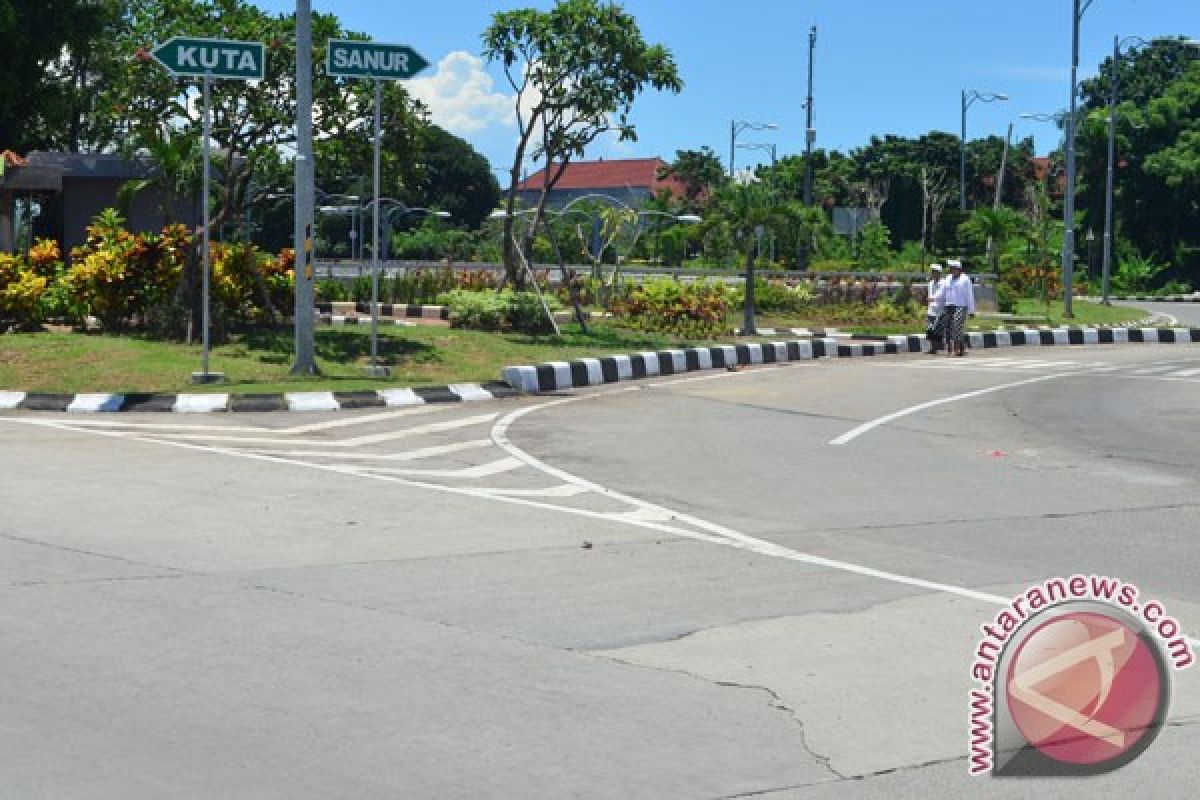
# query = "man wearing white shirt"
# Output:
<box><xmin>942</xmin><ymin>259</ymin><xmax>975</xmax><ymax>357</ymax></box>
<box><xmin>925</xmin><ymin>264</ymin><xmax>947</xmax><ymax>354</ymax></box>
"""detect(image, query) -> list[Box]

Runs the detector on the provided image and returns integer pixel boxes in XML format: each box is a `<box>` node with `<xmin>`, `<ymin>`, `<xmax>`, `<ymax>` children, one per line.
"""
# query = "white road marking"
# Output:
<box><xmin>353</xmin><ymin>456</ymin><xmax>524</xmax><ymax>479</ymax></box>
<box><xmin>1129</xmin><ymin>365</ymin><xmax>1182</xmax><ymax>375</ymax></box>
<box><xmin>1171</xmin><ymin>367</ymin><xmax>1200</xmax><ymax>378</ymax></box>
<box><xmin>241</xmin><ymin>439</ymin><xmax>493</xmax><ymax>461</ymax></box>
<box><xmin>829</xmin><ymin>374</ymin><xmax>1066</xmax><ymax>446</ymax></box>
<box><xmin>473</xmin><ymin>484</ymin><xmax>591</xmax><ymax>498</ymax></box>
<box><xmin>132</xmin><ymin>412</ymin><xmax>498</xmax><ymax>448</ymax></box>
<box><xmin>4</xmin><ymin>367</ymin><xmax>1198</xmax><ymax>653</ymax></box>
<box><xmin>45</xmin><ymin>403</ymin><xmax>450</xmax><ymax>434</ymax></box>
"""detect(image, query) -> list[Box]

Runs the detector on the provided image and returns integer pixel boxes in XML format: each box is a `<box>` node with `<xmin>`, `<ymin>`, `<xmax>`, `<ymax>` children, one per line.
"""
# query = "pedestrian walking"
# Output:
<box><xmin>925</xmin><ymin>263</ymin><xmax>947</xmax><ymax>354</ymax></box>
<box><xmin>942</xmin><ymin>259</ymin><xmax>976</xmax><ymax>357</ymax></box>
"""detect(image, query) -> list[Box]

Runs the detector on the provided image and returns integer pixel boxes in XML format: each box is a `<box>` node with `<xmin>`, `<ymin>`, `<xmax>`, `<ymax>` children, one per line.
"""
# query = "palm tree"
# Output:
<box><xmin>959</xmin><ymin>206</ymin><xmax>1027</xmax><ymax>272</ymax></box>
<box><xmin>705</xmin><ymin>182</ymin><xmax>786</xmax><ymax>335</ymax></box>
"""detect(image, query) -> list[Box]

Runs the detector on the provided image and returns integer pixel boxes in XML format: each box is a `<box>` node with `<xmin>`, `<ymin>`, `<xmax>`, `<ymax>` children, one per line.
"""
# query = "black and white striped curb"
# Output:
<box><xmin>885</xmin><ymin>326</ymin><xmax>1200</xmax><ymax>353</ymax></box>
<box><xmin>736</xmin><ymin>327</ymin><xmax>853</xmax><ymax>338</ymax></box>
<box><xmin>318</xmin><ymin>314</ymin><xmax>416</xmax><ymax>327</ymax></box>
<box><xmin>503</xmin><ymin>339</ymin><xmax>902</xmax><ymax>392</ymax></box>
<box><xmin>1086</xmin><ymin>295</ymin><xmax>1200</xmax><ymax>303</ymax></box>
<box><xmin>502</xmin><ymin>326</ymin><xmax>1200</xmax><ymax>393</ymax></box>
<box><xmin>315</xmin><ymin>302</ymin><xmax>449</xmax><ymax>319</ymax></box>
<box><xmin>0</xmin><ymin>382</ymin><xmax>516</xmax><ymax>413</ymax></box>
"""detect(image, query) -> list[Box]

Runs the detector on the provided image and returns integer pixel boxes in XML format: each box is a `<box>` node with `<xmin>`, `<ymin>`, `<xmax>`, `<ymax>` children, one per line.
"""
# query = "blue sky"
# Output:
<box><xmin>255</xmin><ymin>1</ymin><xmax>1200</xmax><ymax>174</ymax></box>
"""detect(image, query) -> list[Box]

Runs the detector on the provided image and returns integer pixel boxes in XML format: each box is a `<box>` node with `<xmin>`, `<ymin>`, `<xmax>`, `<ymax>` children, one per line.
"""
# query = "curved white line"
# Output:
<box><xmin>829</xmin><ymin>373</ymin><xmax>1064</xmax><ymax>446</ymax></box>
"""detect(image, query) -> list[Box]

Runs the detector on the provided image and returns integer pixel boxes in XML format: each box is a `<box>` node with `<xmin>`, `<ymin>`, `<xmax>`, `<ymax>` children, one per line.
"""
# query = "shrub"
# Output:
<box><xmin>64</xmin><ymin>212</ymin><xmax>186</xmax><ymax>331</ymax></box>
<box><xmin>439</xmin><ymin>289</ymin><xmax>511</xmax><ymax>331</ymax></box>
<box><xmin>0</xmin><ymin>253</ymin><xmax>49</xmax><ymax>331</ymax></box>
<box><xmin>617</xmin><ymin>278</ymin><xmax>733</xmax><ymax>339</ymax></box>
<box><xmin>750</xmin><ymin>279</ymin><xmax>815</xmax><ymax>313</ymax></box>
<box><xmin>437</xmin><ymin>288</ymin><xmax>560</xmax><ymax>333</ymax></box>
<box><xmin>1111</xmin><ymin>254</ymin><xmax>1167</xmax><ymax>294</ymax></box>
<box><xmin>996</xmin><ymin>282</ymin><xmax>1017</xmax><ymax>313</ymax></box>
<box><xmin>316</xmin><ymin>279</ymin><xmax>349</xmax><ymax>302</ymax></box>
<box><xmin>508</xmin><ymin>291</ymin><xmax>556</xmax><ymax>334</ymax></box>
<box><xmin>212</xmin><ymin>242</ymin><xmax>291</xmax><ymax>326</ymax></box>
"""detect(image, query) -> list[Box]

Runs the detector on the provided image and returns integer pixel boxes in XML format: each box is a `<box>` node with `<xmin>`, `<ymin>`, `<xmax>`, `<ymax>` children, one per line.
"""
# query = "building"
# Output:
<box><xmin>0</xmin><ymin>151</ymin><xmax>194</xmax><ymax>255</ymax></box>
<box><xmin>515</xmin><ymin>157</ymin><xmax>687</xmax><ymax>210</ymax></box>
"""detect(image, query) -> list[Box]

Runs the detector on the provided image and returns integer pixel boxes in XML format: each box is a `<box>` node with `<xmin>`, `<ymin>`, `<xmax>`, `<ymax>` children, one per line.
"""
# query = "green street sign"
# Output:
<box><xmin>150</xmin><ymin>37</ymin><xmax>266</xmax><ymax>80</ymax></box>
<box><xmin>326</xmin><ymin>39</ymin><xmax>429</xmax><ymax>80</ymax></box>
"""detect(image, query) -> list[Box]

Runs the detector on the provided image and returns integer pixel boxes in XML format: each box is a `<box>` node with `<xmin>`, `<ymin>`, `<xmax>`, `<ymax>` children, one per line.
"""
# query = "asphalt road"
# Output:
<box><xmin>1116</xmin><ymin>298</ymin><xmax>1200</xmax><ymax>327</ymax></box>
<box><xmin>2</xmin><ymin>342</ymin><xmax>1199</xmax><ymax>799</ymax></box>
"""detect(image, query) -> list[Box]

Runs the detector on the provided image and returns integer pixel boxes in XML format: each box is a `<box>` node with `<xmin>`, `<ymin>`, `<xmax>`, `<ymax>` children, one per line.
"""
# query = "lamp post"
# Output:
<box><xmin>803</xmin><ymin>25</ymin><xmax>817</xmax><ymax>207</ymax></box>
<box><xmin>1060</xmin><ymin>0</ymin><xmax>1100</xmax><ymax>318</ymax></box>
<box><xmin>729</xmin><ymin>120</ymin><xmax>778</xmax><ymax>179</ymax></box>
<box><xmin>960</xmin><ymin>89</ymin><xmax>1009</xmax><ymax>212</ymax></box>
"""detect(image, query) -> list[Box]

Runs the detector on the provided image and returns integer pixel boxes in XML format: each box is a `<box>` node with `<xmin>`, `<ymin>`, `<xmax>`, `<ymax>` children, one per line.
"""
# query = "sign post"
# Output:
<box><xmin>149</xmin><ymin>37</ymin><xmax>266</xmax><ymax>383</ymax></box>
<box><xmin>327</xmin><ymin>39</ymin><xmax>430</xmax><ymax>378</ymax></box>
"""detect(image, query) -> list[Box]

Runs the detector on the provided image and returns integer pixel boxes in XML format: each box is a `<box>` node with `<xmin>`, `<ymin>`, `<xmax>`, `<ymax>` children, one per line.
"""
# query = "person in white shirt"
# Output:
<box><xmin>925</xmin><ymin>264</ymin><xmax>947</xmax><ymax>354</ymax></box>
<box><xmin>942</xmin><ymin>259</ymin><xmax>976</xmax><ymax>357</ymax></box>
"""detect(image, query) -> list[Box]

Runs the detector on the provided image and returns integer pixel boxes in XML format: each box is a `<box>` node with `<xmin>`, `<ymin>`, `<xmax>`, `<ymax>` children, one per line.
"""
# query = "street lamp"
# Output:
<box><xmin>1099</xmin><ymin>36</ymin><xmax>1200</xmax><ymax>304</ymax></box>
<box><xmin>729</xmin><ymin>120</ymin><xmax>778</xmax><ymax>178</ymax></box>
<box><xmin>960</xmin><ymin>89</ymin><xmax>1009</xmax><ymax>212</ymax></box>
<box><xmin>1059</xmin><ymin>0</ymin><xmax>1101</xmax><ymax>318</ymax></box>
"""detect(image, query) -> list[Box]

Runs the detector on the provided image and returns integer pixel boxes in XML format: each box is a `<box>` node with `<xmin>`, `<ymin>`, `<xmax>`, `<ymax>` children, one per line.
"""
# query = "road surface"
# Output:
<box><xmin>2</xmin><ymin>343</ymin><xmax>1199</xmax><ymax>798</ymax></box>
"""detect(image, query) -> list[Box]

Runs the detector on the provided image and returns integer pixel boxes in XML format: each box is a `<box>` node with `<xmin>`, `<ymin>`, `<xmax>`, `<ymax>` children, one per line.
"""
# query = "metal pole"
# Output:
<box><xmin>803</xmin><ymin>26</ymin><xmax>816</xmax><ymax>206</ymax></box>
<box><xmin>1101</xmin><ymin>34</ymin><xmax>1119</xmax><ymax>306</ymax></box>
<box><xmin>1062</xmin><ymin>0</ymin><xmax>1081</xmax><ymax>318</ymax></box>
<box><xmin>291</xmin><ymin>0</ymin><xmax>317</xmax><ymax>374</ymax></box>
<box><xmin>201</xmin><ymin>74</ymin><xmax>212</xmax><ymax>377</ymax></box>
<box><xmin>729</xmin><ymin>119</ymin><xmax>736</xmax><ymax>178</ymax></box>
<box><xmin>960</xmin><ymin>90</ymin><xmax>968</xmax><ymax>212</ymax></box>
<box><xmin>369</xmin><ymin>78</ymin><xmax>385</xmax><ymax>376</ymax></box>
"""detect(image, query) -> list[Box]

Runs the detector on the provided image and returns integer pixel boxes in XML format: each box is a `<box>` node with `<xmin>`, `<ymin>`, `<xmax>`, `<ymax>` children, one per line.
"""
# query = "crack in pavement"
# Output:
<box><xmin>3</xmin><ymin>573</ymin><xmax>188</xmax><ymax>589</ymax></box>
<box><xmin>0</xmin><ymin>530</ymin><xmax>200</xmax><ymax>577</ymax></box>
<box><xmin>594</xmin><ymin>652</ymin><xmax>845</xmax><ymax>783</ymax></box>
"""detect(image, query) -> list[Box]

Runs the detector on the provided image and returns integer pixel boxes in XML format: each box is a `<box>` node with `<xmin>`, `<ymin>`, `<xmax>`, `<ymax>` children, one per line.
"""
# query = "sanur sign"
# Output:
<box><xmin>326</xmin><ymin>39</ymin><xmax>429</xmax><ymax>80</ymax></box>
<box><xmin>150</xmin><ymin>37</ymin><xmax>266</xmax><ymax>80</ymax></box>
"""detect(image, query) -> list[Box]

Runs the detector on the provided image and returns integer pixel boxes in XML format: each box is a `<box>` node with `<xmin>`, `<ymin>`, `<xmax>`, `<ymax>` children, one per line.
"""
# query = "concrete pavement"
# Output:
<box><xmin>3</xmin><ymin>343</ymin><xmax>1199</xmax><ymax>797</ymax></box>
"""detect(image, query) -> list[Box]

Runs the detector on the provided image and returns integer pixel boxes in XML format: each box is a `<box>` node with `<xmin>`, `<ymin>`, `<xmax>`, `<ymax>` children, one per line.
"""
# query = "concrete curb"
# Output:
<box><xmin>1085</xmin><ymin>295</ymin><xmax>1200</xmax><ymax>303</ymax></box>
<box><xmin>315</xmin><ymin>302</ymin><xmax>449</xmax><ymax>319</ymax></box>
<box><xmin>501</xmin><ymin>326</ymin><xmax>1200</xmax><ymax>393</ymax></box>
<box><xmin>0</xmin><ymin>382</ymin><xmax>517</xmax><ymax>414</ymax></box>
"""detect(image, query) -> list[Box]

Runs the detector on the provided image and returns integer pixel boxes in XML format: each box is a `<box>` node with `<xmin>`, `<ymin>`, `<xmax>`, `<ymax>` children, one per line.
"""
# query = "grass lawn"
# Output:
<box><xmin>0</xmin><ymin>324</ymin><xmax>707</xmax><ymax>394</ymax></box>
<box><xmin>1004</xmin><ymin>299</ymin><xmax>1150</xmax><ymax>328</ymax></box>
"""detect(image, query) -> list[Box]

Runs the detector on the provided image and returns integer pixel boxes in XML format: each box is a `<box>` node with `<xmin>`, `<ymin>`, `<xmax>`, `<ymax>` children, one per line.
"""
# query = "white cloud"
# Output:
<box><xmin>407</xmin><ymin>51</ymin><xmax>514</xmax><ymax>136</ymax></box>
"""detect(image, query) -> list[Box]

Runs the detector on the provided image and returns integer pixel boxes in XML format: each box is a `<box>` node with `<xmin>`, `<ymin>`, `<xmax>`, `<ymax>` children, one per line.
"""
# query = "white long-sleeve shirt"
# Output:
<box><xmin>927</xmin><ymin>277</ymin><xmax>946</xmax><ymax>315</ymax></box>
<box><xmin>942</xmin><ymin>273</ymin><xmax>975</xmax><ymax>313</ymax></box>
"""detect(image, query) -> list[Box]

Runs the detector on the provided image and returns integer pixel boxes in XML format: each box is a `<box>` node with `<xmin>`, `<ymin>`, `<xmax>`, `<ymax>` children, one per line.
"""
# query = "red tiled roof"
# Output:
<box><xmin>1</xmin><ymin>150</ymin><xmax>29</xmax><ymax>168</ymax></box>
<box><xmin>517</xmin><ymin>157</ymin><xmax>686</xmax><ymax>198</ymax></box>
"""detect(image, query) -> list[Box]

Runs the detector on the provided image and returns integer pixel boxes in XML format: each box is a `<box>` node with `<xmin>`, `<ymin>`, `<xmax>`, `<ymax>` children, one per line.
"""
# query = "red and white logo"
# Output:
<box><xmin>1006</xmin><ymin>610</ymin><xmax>1165</xmax><ymax>768</ymax></box>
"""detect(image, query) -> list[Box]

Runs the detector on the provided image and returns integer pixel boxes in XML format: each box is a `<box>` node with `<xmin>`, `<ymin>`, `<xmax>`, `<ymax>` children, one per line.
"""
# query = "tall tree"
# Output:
<box><xmin>659</xmin><ymin>147</ymin><xmax>725</xmax><ymax>208</ymax></box>
<box><xmin>0</xmin><ymin>0</ymin><xmax>115</xmax><ymax>152</ymax></box>
<box><xmin>483</xmin><ymin>0</ymin><xmax>682</xmax><ymax>285</ymax></box>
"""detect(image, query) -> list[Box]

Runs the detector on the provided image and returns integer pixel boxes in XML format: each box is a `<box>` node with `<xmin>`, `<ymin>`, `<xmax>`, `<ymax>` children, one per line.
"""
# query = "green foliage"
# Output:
<box><xmin>438</xmin><ymin>289</ymin><xmax>560</xmax><ymax>333</ymax></box>
<box><xmin>996</xmin><ymin>282</ymin><xmax>1017</xmax><ymax>313</ymax></box>
<box><xmin>63</xmin><ymin>211</ymin><xmax>189</xmax><ymax>331</ymax></box>
<box><xmin>0</xmin><ymin>252</ymin><xmax>50</xmax><ymax>331</ymax></box>
<box><xmin>660</xmin><ymin>147</ymin><xmax>726</xmax><ymax>208</ymax></box>
<box><xmin>316</xmin><ymin>279</ymin><xmax>349</xmax><ymax>303</ymax></box>
<box><xmin>1111</xmin><ymin>254</ymin><xmax>1168</xmax><ymax>293</ymax></box>
<box><xmin>751</xmin><ymin>279</ymin><xmax>815</xmax><ymax>313</ymax></box>
<box><xmin>857</xmin><ymin>222</ymin><xmax>893</xmax><ymax>270</ymax></box>
<box><xmin>616</xmin><ymin>278</ymin><xmax>733</xmax><ymax>338</ymax></box>
<box><xmin>484</xmin><ymin>0</ymin><xmax>682</xmax><ymax>282</ymax></box>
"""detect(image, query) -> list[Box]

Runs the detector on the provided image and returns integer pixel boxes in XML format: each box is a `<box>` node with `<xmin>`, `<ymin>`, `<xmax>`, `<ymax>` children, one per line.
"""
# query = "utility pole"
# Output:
<box><xmin>1062</xmin><ymin>0</ymin><xmax>1088</xmax><ymax>319</ymax></box>
<box><xmin>291</xmin><ymin>0</ymin><xmax>318</xmax><ymax>374</ymax></box>
<box><xmin>803</xmin><ymin>25</ymin><xmax>817</xmax><ymax>207</ymax></box>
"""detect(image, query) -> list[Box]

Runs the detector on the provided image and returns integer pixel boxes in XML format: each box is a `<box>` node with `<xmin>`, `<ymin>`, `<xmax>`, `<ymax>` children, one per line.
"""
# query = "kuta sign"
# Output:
<box><xmin>150</xmin><ymin>37</ymin><xmax>266</xmax><ymax>80</ymax></box>
<box><xmin>326</xmin><ymin>39</ymin><xmax>429</xmax><ymax>80</ymax></box>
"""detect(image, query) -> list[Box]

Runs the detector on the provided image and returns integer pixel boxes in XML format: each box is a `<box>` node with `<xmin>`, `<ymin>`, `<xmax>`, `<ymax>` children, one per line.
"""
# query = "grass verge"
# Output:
<box><xmin>0</xmin><ymin>324</ymin><xmax>705</xmax><ymax>394</ymax></box>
